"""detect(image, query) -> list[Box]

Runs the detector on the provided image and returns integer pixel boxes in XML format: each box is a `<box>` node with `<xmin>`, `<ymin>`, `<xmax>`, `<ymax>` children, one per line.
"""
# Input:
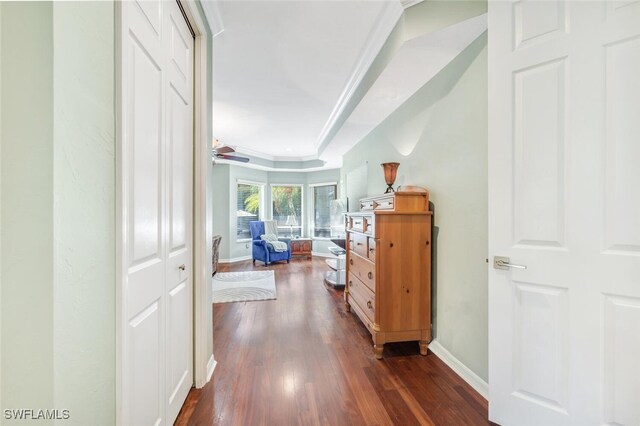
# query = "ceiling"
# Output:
<box><xmin>203</xmin><ymin>1</ymin><xmax>487</xmax><ymax>169</ymax></box>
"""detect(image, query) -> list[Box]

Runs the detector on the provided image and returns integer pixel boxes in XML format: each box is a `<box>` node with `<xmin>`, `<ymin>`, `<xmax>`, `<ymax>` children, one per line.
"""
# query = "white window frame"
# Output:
<box><xmin>309</xmin><ymin>182</ymin><xmax>338</xmax><ymax>240</ymax></box>
<box><xmin>236</xmin><ymin>179</ymin><xmax>265</xmax><ymax>242</ymax></box>
<box><xmin>270</xmin><ymin>183</ymin><xmax>304</xmax><ymax>238</ymax></box>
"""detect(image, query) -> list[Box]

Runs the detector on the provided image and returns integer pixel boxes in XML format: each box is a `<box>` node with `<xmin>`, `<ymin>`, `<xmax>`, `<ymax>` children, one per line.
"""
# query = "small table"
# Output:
<box><xmin>290</xmin><ymin>238</ymin><xmax>312</xmax><ymax>260</ymax></box>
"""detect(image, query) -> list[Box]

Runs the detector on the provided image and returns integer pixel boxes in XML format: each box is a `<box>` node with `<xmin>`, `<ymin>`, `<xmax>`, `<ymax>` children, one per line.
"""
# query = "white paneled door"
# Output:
<box><xmin>120</xmin><ymin>1</ymin><xmax>194</xmax><ymax>425</ymax></box>
<box><xmin>488</xmin><ymin>1</ymin><xmax>640</xmax><ymax>425</ymax></box>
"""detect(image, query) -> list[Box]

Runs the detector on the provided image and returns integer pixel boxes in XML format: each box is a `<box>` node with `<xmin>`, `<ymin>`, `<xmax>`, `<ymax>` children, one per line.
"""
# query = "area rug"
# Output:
<box><xmin>212</xmin><ymin>270</ymin><xmax>277</xmax><ymax>304</ymax></box>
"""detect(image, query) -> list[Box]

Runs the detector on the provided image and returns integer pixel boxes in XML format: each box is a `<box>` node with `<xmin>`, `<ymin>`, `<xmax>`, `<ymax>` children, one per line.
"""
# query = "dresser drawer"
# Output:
<box><xmin>374</xmin><ymin>196</ymin><xmax>394</xmax><ymax>211</ymax></box>
<box><xmin>348</xmin><ymin>272</ymin><xmax>375</xmax><ymax>324</ymax></box>
<box><xmin>360</xmin><ymin>199</ymin><xmax>375</xmax><ymax>211</ymax></box>
<box><xmin>350</xmin><ymin>232</ymin><xmax>368</xmax><ymax>258</ymax></box>
<box><xmin>367</xmin><ymin>237</ymin><xmax>376</xmax><ymax>262</ymax></box>
<box><xmin>348</xmin><ymin>252</ymin><xmax>375</xmax><ymax>293</ymax></box>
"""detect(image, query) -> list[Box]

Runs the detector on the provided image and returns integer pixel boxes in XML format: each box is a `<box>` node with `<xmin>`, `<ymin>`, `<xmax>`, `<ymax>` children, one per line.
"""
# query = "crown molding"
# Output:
<box><xmin>400</xmin><ymin>0</ymin><xmax>424</xmax><ymax>9</ymax></box>
<box><xmin>213</xmin><ymin>158</ymin><xmax>341</xmax><ymax>173</ymax></box>
<box><xmin>234</xmin><ymin>146</ymin><xmax>276</xmax><ymax>161</ymax></box>
<box><xmin>314</xmin><ymin>1</ymin><xmax>403</xmax><ymax>151</ymax></box>
<box><xmin>234</xmin><ymin>146</ymin><xmax>319</xmax><ymax>163</ymax></box>
<box><xmin>201</xmin><ymin>0</ymin><xmax>225</xmax><ymax>37</ymax></box>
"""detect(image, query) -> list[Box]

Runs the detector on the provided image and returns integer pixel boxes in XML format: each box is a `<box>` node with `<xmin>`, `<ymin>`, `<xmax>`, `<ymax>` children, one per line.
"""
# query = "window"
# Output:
<box><xmin>237</xmin><ymin>182</ymin><xmax>263</xmax><ymax>240</ymax></box>
<box><xmin>271</xmin><ymin>185</ymin><xmax>303</xmax><ymax>238</ymax></box>
<box><xmin>312</xmin><ymin>184</ymin><xmax>337</xmax><ymax>238</ymax></box>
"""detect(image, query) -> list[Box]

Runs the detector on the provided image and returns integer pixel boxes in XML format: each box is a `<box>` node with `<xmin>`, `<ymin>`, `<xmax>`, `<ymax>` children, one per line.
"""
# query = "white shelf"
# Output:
<box><xmin>324</xmin><ymin>270</ymin><xmax>345</xmax><ymax>287</ymax></box>
<box><xmin>326</xmin><ymin>258</ymin><xmax>339</xmax><ymax>271</ymax></box>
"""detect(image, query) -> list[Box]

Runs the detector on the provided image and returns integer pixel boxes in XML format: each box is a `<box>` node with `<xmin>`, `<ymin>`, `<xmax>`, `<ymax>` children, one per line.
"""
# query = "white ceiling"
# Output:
<box><xmin>204</xmin><ymin>1</ymin><xmax>487</xmax><ymax>169</ymax></box>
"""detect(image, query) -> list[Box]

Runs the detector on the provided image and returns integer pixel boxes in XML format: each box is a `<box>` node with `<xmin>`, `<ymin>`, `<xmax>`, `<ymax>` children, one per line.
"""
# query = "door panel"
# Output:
<box><xmin>489</xmin><ymin>1</ymin><xmax>640</xmax><ymax>425</ymax></box>
<box><xmin>122</xmin><ymin>1</ymin><xmax>194</xmax><ymax>425</ymax></box>
<box><xmin>513</xmin><ymin>58</ymin><xmax>566</xmax><ymax>247</ymax></box>
<box><xmin>165</xmin><ymin>3</ymin><xmax>193</xmax><ymax>423</ymax></box>
<box><xmin>604</xmin><ymin>36</ymin><xmax>640</xmax><ymax>252</ymax></box>
<box><xmin>603</xmin><ymin>295</ymin><xmax>640</xmax><ymax>425</ymax></box>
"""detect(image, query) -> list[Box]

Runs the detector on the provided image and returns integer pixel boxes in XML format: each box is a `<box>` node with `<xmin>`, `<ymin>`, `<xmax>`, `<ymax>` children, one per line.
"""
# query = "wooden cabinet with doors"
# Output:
<box><xmin>345</xmin><ymin>191</ymin><xmax>432</xmax><ymax>359</ymax></box>
<box><xmin>290</xmin><ymin>238</ymin><xmax>312</xmax><ymax>259</ymax></box>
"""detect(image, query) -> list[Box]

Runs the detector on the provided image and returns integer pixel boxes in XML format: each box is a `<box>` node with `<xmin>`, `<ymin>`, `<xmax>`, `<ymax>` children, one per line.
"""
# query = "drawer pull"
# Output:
<box><xmin>368</xmin><ymin>272</ymin><xmax>373</xmax><ymax>279</ymax></box>
<box><xmin>349</xmin><ymin>258</ymin><xmax>353</xmax><ymax>265</ymax></box>
<box><xmin>367</xmin><ymin>301</ymin><xmax>373</xmax><ymax>310</ymax></box>
<box><xmin>369</xmin><ymin>248</ymin><xmax>375</xmax><ymax>252</ymax></box>
<box><xmin>356</xmin><ymin>242</ymin><xmax>363</xmax><ymax>246</ymax></box>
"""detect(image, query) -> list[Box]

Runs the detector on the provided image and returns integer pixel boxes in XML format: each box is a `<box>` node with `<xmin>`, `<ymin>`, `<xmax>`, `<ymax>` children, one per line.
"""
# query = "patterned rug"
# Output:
<box><xmin>212</xmin><ymin>270</ymin><xmax>277</xmax><ymax>304</ymax></box>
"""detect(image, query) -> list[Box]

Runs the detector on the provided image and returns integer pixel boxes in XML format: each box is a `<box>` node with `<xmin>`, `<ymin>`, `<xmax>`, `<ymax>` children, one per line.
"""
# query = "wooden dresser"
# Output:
<box><xmin>345</xmin><ymin>191</ymin><xmax>432</xmax><ymax>359</ymax></box>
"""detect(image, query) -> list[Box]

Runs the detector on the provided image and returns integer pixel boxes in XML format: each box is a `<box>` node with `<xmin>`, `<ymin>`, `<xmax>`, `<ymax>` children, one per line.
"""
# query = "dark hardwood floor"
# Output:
<box><xmin>176</xmin><ymin>257</ymin><xmax>492</xmax><ymax>425</ymax></box>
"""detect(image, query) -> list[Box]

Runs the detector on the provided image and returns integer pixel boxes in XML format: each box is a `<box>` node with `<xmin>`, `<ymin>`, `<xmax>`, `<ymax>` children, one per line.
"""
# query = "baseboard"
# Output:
<box><xmin>429</xmin><ymin>340</ymin><xmax>488</xmax><ymax>400</ymax></box>
<box><xmin>206</xmin><ymin>354</ymin><xmax>217</xmax><ymax>383</ymax></box>
<box><xmin>311</xmin><ymin>251</ymin><xmax>333</xmax><ymax>258</ymax></box>
<box><xmin>218</xmin><ymin>255</ymin><xmax>251</xmax><ymax>264</ymax></box>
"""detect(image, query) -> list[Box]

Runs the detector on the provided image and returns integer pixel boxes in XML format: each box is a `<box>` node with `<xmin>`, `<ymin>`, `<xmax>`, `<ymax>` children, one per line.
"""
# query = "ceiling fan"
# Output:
<box><xmin>212</xmin><ymin>139</ymin><xmax>249</xmax><ymax>163</ymax></box>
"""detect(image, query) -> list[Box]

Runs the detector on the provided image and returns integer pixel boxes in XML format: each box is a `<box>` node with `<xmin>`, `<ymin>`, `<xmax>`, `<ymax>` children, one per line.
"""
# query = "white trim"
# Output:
<box><xmin>237</xmin><ymin>178</ymin><xmax>266</xmax><ymax>186</ymax></box>
<box><xmin>218</xmin><ymin>255</ymin><xmax>252</xmax><ymax>264</ymax></box>
<box><xmin>115</xmin><ymin>2</ymin><xmax>125</xmax><ymax>423</ymax></box>
<box><xmin>315</xmin><ymin>1</ymin><xmax>403</xmax><ymax>152</ymax></box>
<box><xmin>235</xmin><ymin>146</ymin><xmax>319</xmax><ymax>163</ymax></box>
<box><xmin>199</xmin><ymin>0</ymin><xmax>224</xmax><ymax>37</ymax></box>
<box><xmin>213</xmin><ymin>157</ymin><xmax>342</xmax><ymax>173</ymax></box>
<box><xmin>308</xmin><ymin>181</ymin><xmax>338</xmax><ymax>188</ymax></box>
<box><xmin>181</xmin><ymin>0</ymin><xmax>213</xmax><ymax>390</ymax></box>
<box><xmin>234</xmin><ymin>145</ymin><xmax>275</xmax><ymax>161</ymax></box>
<box><xmin>429</xmin><ymin>340</ymin><xmax>489</xmax><ymax>400</ymax></box>
<box><xmin>400</xmin><ymin>0</ymin><xmax>424</xmax><ymax>9</ymax></box>
<box><xmin>206</xmin><ymin>354</ymin><xmax>217</xmax><ymax>382</ymax></box>
<box><xmin>311</xmin><ymin>251</ymin><xmax>333</xmax><ymax>258</ymax></box>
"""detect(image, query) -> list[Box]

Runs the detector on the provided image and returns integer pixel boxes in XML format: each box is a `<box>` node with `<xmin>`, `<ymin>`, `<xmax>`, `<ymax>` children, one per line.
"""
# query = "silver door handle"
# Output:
<box><xmin>178</xmin><ymin>264</ymin><xmax>186</xmax><ymax>271</ymax></box>
<box><xmin>493</xmin><ymin>256</ymin><xmax>526</xmax><ymax>270</ymax></box>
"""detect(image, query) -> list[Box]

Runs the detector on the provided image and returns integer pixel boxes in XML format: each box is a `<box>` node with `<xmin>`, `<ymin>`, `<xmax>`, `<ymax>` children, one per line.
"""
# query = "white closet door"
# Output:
<box><xmin>164</xmin><ymin>2</ymin><xmax>193</xmax><ymax>424</ymax></box>
<box><xmin>120</xmin><ymin>1</ymin><xmax>194</xmax><ymax>425</ymax></box>
<box><xmin>488</xmin><ymin>1</ymin><xmax>640</xmax><ymax>425</ymax></box>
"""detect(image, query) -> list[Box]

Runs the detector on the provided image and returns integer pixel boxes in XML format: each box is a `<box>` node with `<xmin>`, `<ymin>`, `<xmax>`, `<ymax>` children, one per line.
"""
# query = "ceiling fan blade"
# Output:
<box><xmin>214</xmin><ymin>145</ymin><xmax>235</xmax><ymax>154</ymax></box>
<box><xmin>216</xmin><ymin>153</ymin><xmax>250</xmax><ymax>163</ymax></box>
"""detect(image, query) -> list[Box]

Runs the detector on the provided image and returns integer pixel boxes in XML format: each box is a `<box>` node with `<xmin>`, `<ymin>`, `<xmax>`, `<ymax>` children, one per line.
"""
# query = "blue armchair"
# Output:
<box><xmin>249</xmin><ymin>221</ymin><xmax>292</xmax><ymax>265</ymax></box>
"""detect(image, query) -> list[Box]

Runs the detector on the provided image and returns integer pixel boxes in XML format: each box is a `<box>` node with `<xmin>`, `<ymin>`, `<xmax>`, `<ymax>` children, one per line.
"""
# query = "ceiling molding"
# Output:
<box><xmin>213</xmin><ymin>158</ymin><xmax>339</xmax><ymax>174</ymax></box>
<box><xmin>319</xmin><ymin>13</ymin><xmax>488</xmax><ymax>163</ymax></box>
<box><xmin>200</xmin><ymin>0</ymin><xmax>225</xmax><ymax>37</ymax></box>
<box><xmin>314</xmin><ymin>1</ymin><xmax>403</xmax><ymax>151</ymax></box>
<box><xmin>234</xmin><ymin>146</ymin><xmax>276</xmax><ymax>161</ymax></box>
<box><xmin>399</xmin><ymin>0</ymin><xmax>424</xmax><ymax>9</ymax></box>
<box><xmin>235</xmin><ymin>147</ymin><xmax>319</xmax><ymax>163</ymax></box>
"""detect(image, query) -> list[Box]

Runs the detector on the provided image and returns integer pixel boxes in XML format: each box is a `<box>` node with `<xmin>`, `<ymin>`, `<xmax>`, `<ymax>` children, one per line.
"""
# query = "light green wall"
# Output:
<box><xmin>51</xmin><ymin>2</ymin><xmax>115</xmax><ymax>424</ymax></box>
<box><xmin>1</xmin><ymin>2</ymin><xmax>214</xmax><ymax>422</ymax></box>
<box><xmin>342</xmin><ymin>33</ymin><xmax>488</xmax><ymax>381</ymax></box>
<box><xmin>1</xmin><ymin>4</ymin><xmax>55</xmax><ymax>423</ymax></box>
<box><xmin>1</xmin><ymin>2</ymin><xmax>115</xmax><ymax>424</ymax></box>
<box><xmin>212</xmin><ymin>165</ymin><xmax>341</xmax><ymax>260</ymax></box>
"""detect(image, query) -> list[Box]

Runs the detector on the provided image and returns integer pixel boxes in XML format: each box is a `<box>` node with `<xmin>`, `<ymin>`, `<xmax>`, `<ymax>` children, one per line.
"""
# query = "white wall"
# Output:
<box><xmin>341</xmin><ymin>31</ymin><xmax>488</xmax><ymax>381</ymax></box>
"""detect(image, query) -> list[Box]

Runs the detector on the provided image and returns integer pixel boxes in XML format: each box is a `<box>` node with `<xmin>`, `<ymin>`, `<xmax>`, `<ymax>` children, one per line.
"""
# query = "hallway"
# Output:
<box><xmin>176</xmin><ymin>258</ymin><xmax>491</xmax><ymax>425</ymax></box>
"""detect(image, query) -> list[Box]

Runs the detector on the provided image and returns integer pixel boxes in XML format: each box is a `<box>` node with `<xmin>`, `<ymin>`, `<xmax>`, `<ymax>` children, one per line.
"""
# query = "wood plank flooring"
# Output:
<box><xmin>176</xmin><ymin>257</ymin><xmax>492</xmax><ymax>425</ymax></box>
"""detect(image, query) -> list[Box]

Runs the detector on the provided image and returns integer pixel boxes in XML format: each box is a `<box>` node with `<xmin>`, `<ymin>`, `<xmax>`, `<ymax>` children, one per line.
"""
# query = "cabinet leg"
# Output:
<box><xmin>373</xmin><ymin>344</ymin><xmax>384</xmax><ymax>360</ymax></box>
<box><xmin>419</xmin><ymin>340</ymin><xmax>428</xmax><ymax>356</ymax></box>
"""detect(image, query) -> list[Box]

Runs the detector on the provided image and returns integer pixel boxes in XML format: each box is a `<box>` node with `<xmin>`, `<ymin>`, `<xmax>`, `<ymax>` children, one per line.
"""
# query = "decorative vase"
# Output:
<box><xmin>381</xmin><ymin>162</ymin><xmax>400</xmax><ymax>193</ymax></box>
